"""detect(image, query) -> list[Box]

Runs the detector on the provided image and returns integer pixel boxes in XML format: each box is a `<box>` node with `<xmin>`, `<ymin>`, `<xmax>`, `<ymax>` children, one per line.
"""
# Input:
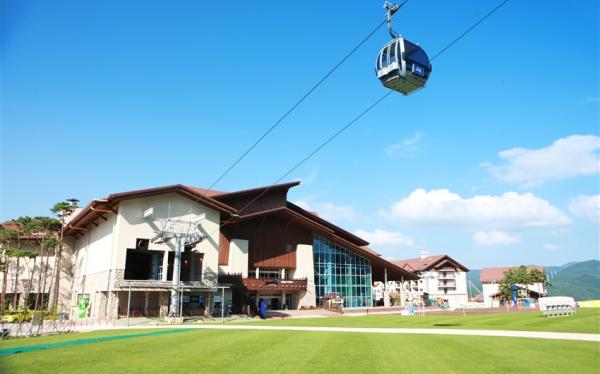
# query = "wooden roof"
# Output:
<box><xmin>393</xmin><ymin>255</ymin><xmax>469</xmax><ymax>273</ymax></box>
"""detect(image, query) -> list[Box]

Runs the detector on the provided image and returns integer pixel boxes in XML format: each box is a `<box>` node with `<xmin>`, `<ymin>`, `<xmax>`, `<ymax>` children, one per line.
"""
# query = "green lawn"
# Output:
<box><xmin>229</xmin><ymin>308</ymin><xmax>600</xmax><ymax>334</ymax></box>
<box><xmin>1</xmin><ymin>329</ymin><xmax>599</xmax><ymax>374</ymax></box>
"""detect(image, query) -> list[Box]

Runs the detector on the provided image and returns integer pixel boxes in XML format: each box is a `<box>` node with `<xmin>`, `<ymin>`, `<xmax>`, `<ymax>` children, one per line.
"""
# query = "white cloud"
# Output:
<box><xmin>483</xmin><ymin>135</ymin><xmax>600</xmax><ymax>187</ymax></box>
<box><xmin>386</xmin><ymin>132</ymin><xmax>424</xmax><ymax>156</ymax></box>
<box><xmin>354</xmin><ymin>229</ymin><xmax>415</xmax><ymax>248</ymax></box>
<box><xmin>569</xmin><ymin>194</ymin><xmax>600</xmax><ymax>223</ymax></box>
<box><xmin>543</xmin><ymin>244</ymin><xmax>560</xmax><ymax>251</ymax></box>
<box><xmin>472</xmin><ymin>230</ymin><xmax>521</xmax><ymax>247</ymax></box>
<box><xmin>387</xmin><ymin>188</ymin><xmax>571</xmax><ymax>228</ymax></box>
<box><xmin>294</xmin><ymin>200</ymin><xmax>359</xmax><ymax>222</ymax></box>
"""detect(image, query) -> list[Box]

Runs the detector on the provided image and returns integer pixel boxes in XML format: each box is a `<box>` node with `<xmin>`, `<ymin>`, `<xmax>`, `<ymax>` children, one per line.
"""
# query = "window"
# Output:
<box><xmin>313</xmin><ymin>235</ymin><xmax>373</xmax><ymax>308</ymax></box>
<box><xmin>382</xmin><ymin>46</ymin><xmax>390</xmax><ymax>68</ymax></box>
<box><xmin>389</xmin><ymin>42</ymin><xmax>397</xmax><ymax>64</ymax></box>
<box><xmin>258</xmin><ymin>269</ymin><xmax>281</xmax><ymax>279</ymax></box>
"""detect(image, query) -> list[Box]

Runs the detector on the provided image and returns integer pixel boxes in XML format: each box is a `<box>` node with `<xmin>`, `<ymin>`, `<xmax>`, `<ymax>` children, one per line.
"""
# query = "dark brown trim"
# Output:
<box><xmin>287</xmin><ymin>202</ymin><xmax>368</xmax><ymax>246</ymax></box>
<box><xmin>211</xmin><ymin>181</ymin><xmax>300</xmax><ymax>200</ymax></box>
<box><xmin>65</xmin><ymin>185</ymin><xmax>238</xmax><ymax>236</ymax></box>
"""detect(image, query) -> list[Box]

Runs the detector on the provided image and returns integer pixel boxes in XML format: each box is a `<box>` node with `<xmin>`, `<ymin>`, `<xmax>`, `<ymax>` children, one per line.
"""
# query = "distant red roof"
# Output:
<box><xmin>480</xmin><ymin>266</ymin><xmax>545</xmax><ymax>283</ymax></box>
<box><xmin>393</xmin><ymin>255</ymin><xmax>469</xmax><ymax>272</ymax></box>
<box><xmin>0</xmin><ymin>221</ymin><xmax>21</xmax><ymax>231</ymax></box>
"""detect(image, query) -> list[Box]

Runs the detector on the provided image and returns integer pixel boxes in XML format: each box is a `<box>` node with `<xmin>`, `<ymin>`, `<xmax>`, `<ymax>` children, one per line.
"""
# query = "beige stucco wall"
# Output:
<box><xmin>227</xmin><ymin>239</ymin><xmax>249</xmax><ymax>277</ymax></box>
<box><xmin>482</xmin><ymin>283</ymin><xmax>499</xmax><ymax>307</ymax></box>
<box><xmin>68</xmin><ymin>192</ymin><xmax>222</xmax><ymax>317</ymax></box>
<box><xmin>292</xmin><ymin>244</ymin><xmax>316</xmax><ymax>307</ymax></box>
<box><xmin>114</xmin><ymin>193</ymin><xmax>221</xmax><ymax>282</ymax></box>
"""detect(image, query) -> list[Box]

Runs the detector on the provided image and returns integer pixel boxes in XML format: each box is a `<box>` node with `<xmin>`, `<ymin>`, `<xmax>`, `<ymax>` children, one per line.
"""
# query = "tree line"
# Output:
<box><xmin>0</xmin><ymin>201</ymin><xmax>78</xmax><ymax>312</ymax></box>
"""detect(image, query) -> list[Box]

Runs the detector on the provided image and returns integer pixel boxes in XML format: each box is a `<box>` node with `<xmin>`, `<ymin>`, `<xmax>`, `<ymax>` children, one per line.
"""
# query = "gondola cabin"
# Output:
<box><xmin>375</xmin><ymin>37</ymin><xmax>432</xmax><ymax>95</ymax></box>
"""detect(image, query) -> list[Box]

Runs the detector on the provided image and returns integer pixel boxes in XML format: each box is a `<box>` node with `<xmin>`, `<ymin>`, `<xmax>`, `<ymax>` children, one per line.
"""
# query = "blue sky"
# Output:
<box><xmin>1</xmin><ymin>0</ymin><xmax>598</xmax><ymax>269</ymax></box>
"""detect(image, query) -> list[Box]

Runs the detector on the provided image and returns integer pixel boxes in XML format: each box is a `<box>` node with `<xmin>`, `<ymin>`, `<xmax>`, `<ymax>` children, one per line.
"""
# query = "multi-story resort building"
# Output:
<box><xmin>392</xmin><ymin>253</ymin><xmax>469</xmax><ymax>308</ymax></box>
<box><xmin>19</xmin><ymin>181</ymin><xmax>418</xmax><ymax>319</ymax></box>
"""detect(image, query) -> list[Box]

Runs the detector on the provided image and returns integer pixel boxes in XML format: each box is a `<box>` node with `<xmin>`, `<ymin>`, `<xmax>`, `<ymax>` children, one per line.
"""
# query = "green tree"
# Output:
<box><xmin>12</xmin><ymin>216</ymin><xmax>61</xmax><ymax>310</ymax></box>
<box><xmin>0</xmin><ymin>227</ymin><xmax>19</xmax><ymax>310</ymax></box>
<box><xmin>6</xmin><ymin>248</ymin><xmax>38</xmax><ymax>309</ymax></box>
<box><xmin>529</xmin><ymin>268</ymin><xmax>547</xmax><ymax>283</ymax></box>
<box><xmin>21</xmin><ymin>249</ymin><xmax>38</xmax><ymax>309</ymax></box>
<box><xmin>499</xmin><ymin>266</ymin><xmax>548</xmax><ymax>299</ymax></box>
<box><xmin>50</xmin><ymin>200</ymin><xmax>78</xmax><ymax>310</ymax></box>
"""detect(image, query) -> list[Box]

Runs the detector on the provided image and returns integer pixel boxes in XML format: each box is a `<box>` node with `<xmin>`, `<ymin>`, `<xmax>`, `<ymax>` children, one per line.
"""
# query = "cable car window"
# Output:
<box><xmin>377</xmin><ymin>50</ymin><xmax>383</xmax><ymax>70</ymax></box>
<box><xmin>382</xmin><ymin>46</ymin><xmax>389</xmax><ymax>68</ymax></box>
<box><xmin>404</xmin><ymin>40</ymin><xmax>430</xmax><ymax>69</ymax></box>
<box><xmin>389</xmin><ymin>44</ymin><xmax>396</xmax><ymax>64</ymax></box>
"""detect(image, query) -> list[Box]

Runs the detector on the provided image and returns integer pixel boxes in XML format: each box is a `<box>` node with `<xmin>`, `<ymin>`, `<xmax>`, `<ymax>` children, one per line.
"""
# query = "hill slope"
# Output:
<box><xmin>547</xmin><ymin>260</ymin><xmax>600</xmax><ymax>301</ymax></box>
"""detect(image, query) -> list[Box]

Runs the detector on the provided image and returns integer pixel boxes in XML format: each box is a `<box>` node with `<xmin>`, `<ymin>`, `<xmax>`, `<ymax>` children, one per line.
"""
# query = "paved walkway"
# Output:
<box><xmin>114</xmin><ymin>324</ymin><xmax>600</xmax><ymax>342</ymax></box>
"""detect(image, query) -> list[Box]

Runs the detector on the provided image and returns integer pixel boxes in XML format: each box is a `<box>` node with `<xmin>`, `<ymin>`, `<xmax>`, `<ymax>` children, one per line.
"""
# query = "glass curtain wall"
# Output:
<box><xmin>313</xmin><ymin>235</ymin><xmax>373</xmax><ymax>308</ymax></box>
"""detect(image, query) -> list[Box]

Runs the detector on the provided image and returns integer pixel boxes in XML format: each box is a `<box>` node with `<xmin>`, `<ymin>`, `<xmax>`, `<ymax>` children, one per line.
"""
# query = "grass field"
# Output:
<box><xmin>1</xmin><ymin>310</ymin><xmax>598</xmax><ymax>373</ymax></box>
<box><xmin>231</xmin><ymin>308</ymin><xmax>600</xmax><ymax>334</ymax></box>
<box><xmin>1</xmin><ymin>328</ymin><xmax>599</xmax><ymax>374</ymax></box>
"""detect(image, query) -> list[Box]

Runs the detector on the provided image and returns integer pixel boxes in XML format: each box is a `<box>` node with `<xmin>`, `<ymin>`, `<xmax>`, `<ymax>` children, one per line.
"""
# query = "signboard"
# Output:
<box><xmin>78</xmin><ymin>296</ymin><xmax>89</xmax><ymax>319</ymax></box>
<box><xmin>412</xmin><ymin>63</ymin><xmax>425</xmax><ymax>77</ymax></box>
<box><xmin>182</xmin><ymin>296</ymin><xmax>190</xmax><ymax>303</ymax></box>
<box><xmin>199</xmin><ymin>295</ymin><xmax>205</xmax><ymax>303</ymax></box>
<box><xmin>214</xmin><ymin>295</ymin><xmax>222</xmax><ymax>303</ymax></box>
<box><xmin>190</xmin><ymin>295</ymin><xmax>200</xmax><ymax>303</ymax></box>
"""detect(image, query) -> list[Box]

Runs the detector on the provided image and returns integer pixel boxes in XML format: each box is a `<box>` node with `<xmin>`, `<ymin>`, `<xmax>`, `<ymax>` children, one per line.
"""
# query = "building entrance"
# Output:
<box><xmin>253</xmin><ymin>293</ymin><xmax>293</xmax><ymax>310</ymax></box>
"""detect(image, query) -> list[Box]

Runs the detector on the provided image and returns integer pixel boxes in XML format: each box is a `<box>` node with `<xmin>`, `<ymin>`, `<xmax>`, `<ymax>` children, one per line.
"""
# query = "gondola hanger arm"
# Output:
<box><xmin>384</xmin><ymin>1</ymin><xmax>408</xmax><ymax>39</ymax></box>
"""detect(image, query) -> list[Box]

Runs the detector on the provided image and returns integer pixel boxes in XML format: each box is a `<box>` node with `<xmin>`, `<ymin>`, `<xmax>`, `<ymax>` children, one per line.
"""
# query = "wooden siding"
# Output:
<box><xmin>225</xmin><ymin>213</ymin><xmax>313</xmax><ymax>269</ymax></box>
<box><xmin>218</xmin><ymin>230</ymin><xmax>231</xmax><ymax>266</ymax></box>
<box><xmin>216</xmin><ymin>189</ymin><xmax>288</xmax><ymax>216</ymax></box>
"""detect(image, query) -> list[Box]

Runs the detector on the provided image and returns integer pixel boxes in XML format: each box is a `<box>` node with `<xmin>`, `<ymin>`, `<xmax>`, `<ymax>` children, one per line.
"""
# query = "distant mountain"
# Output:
<box><xmin>467</xmin><ymin>260</ymin><xmax>600</xmax><ymax>300</ymax></box>
<box><xmin>547</xmin><ymin>260</ymin><xmax>600</xmax><ymax>301</ymax></box>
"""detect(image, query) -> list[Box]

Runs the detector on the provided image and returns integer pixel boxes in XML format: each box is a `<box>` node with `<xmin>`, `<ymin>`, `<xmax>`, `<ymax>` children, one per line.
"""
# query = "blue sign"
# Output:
<box><xmin>412</xmin><ymin>64</ymin><xmax>425</xmax><ymax>77</ymax></box>
<box><xmin>511</xmin><ymin>284</ymin><xmax>518</xmax><ymax>306</ymax></box>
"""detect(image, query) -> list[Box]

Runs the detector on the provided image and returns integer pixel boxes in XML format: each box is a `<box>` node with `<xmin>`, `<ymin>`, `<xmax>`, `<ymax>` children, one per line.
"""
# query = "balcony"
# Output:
<box><xmin>114</xmin><ymin>269</ymin><xmax>218</xmax><ymax>289</ymax></box>
<box><xmin>438</xmin><ymin>273</ymin><xmax>456</xmax><ymax>280</ymax></box>
<box><xmin>242</xmin><ymin>277</ymin><xmax>307</xmax><ymax>292</ymax></box>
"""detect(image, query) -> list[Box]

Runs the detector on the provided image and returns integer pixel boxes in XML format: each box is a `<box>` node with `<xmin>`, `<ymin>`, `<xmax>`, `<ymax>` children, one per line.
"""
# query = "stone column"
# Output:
<box><xmin>144</xmin><ymin>291</ymin><xmax>150</xmax><ymax>315</ymax></box>
<box><xmin>383</xmin><ymin>291</ymin><xmax>390</xmax><ymax>307</ymax></box>
<box><xmin>159</xmin><ymin>292</ymin><xmax>169</xmax><ymax>317</ymax></box>
<box><xmin>107</xmin><ymin>291</ymin><xmax>119</xmax><ymax>320</ymax></box>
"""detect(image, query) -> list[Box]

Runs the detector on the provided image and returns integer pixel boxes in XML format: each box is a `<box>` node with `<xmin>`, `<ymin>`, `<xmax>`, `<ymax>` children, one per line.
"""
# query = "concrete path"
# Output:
<box><xmin>114</xmin><ymin>324</ymin><xmax>600</xmax><ymax>342</ymax></box>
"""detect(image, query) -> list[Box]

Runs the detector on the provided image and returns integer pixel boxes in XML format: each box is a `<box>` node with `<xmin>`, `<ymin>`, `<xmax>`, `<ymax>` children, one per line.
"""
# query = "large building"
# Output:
<box><xmin>393</xmin><ymin>253</ymin><xmax>469</xmax><ymax>308</ymax></box>
<box><xmin>480</xmin><ymin>266</ymin><xmax>547</xmax><ymax>307</ymax></box>
<box><xmin>56</xmin><ymin>182</ymin><xmax>417</xmax><ymax>319</ymax></box>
